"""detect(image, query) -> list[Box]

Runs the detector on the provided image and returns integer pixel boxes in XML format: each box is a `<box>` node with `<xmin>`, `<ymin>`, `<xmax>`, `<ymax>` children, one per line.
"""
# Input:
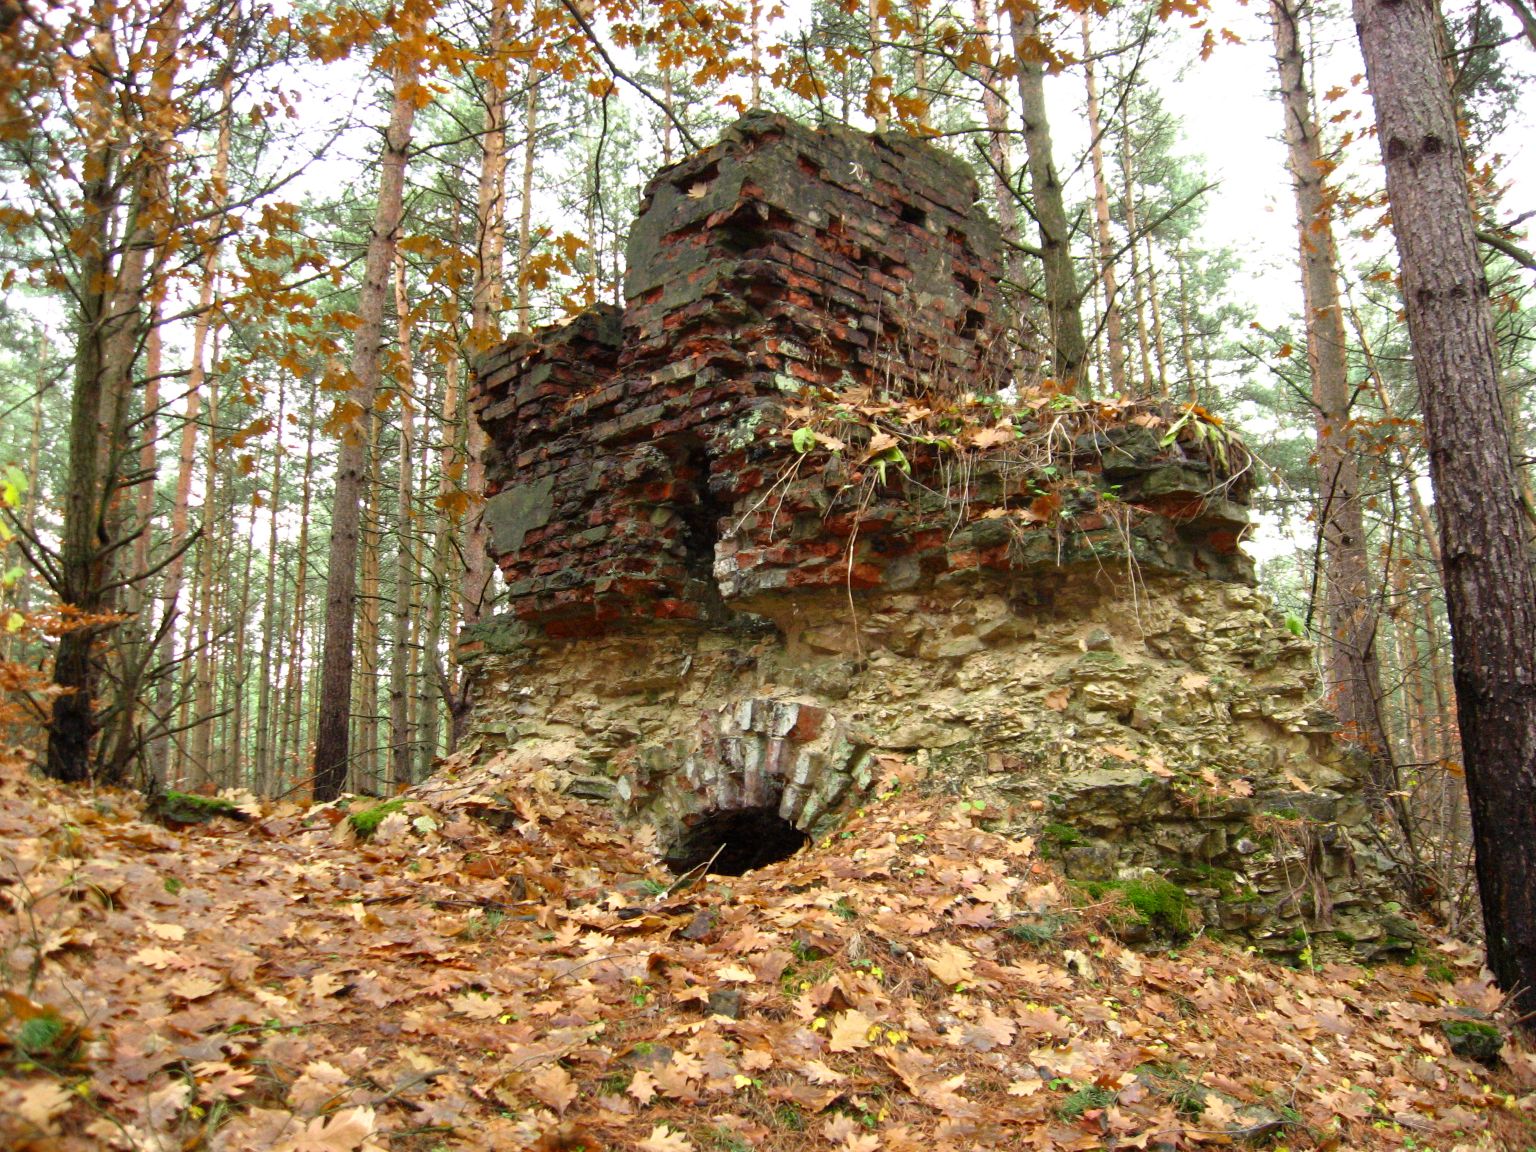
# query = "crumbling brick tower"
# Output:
<box><xmin>463</xmin><ymin>117</ymin><xmax>1398</xmax><ymax>955</ymax></box>
<box><xmin>470</xmin><ymin>111</ymin><xmax>1010</xmax><ymax>635</ymax></box>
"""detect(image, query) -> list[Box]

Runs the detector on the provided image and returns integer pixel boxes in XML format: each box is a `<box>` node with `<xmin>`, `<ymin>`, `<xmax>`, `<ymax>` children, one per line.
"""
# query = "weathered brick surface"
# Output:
<box><xmin>469</xmin><ymin>112</ymin><xmax>1251</xmax><ymax>633</ymax></box>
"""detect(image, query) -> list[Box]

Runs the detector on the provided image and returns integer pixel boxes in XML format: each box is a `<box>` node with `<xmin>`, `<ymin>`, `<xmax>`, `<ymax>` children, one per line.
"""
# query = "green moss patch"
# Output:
<box><xmin>1084</xmin><ymin>876</ymin><xmax>1192</xmax><ymax>939</ymax></box>
<box><xmin>147</xmin><ymin>790</ymin><xmax>248</xmax><ymax>826</ymax></box>
<box><xmin>348</xmin><ymin>797</ymin><xmax>406</xmax><ymax>838</ymax></box>
<box><xmin>1441</xmin><ymin>1018</ymin><xmax>1503</xmax><ymax>1063</ymax></box>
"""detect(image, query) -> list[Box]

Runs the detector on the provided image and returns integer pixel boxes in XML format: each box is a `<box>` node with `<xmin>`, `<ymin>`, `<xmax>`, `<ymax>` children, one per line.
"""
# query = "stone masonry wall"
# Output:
<box><xmin>462</xmin><ymin>573</ymin><xmax>1402</xmax><ymax>959</ymax></box>
<box><xmin>463</xmin><ymin>115</ymin><xmax>1402</xmax><ymax>957</ymax></box>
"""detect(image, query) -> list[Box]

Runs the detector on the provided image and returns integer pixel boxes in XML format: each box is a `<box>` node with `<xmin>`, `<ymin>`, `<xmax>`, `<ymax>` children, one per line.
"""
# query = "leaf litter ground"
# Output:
<box><xmin>2</xmin><ymin>749</ymin><xmax>1533</xmax><ymax>1152</ymax></box>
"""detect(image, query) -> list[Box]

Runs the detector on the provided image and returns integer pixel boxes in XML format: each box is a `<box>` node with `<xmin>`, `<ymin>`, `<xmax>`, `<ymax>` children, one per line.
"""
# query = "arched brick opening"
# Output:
<box><xmin>662</xmin><ymin>805</ymin><xmax>810</xmax><ymax>875</ymax></box>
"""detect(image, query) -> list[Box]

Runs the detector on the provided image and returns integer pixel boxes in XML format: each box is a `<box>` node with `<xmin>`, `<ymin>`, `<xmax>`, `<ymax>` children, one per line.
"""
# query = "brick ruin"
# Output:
<box><xmin>463</xmin><ymin>114</ymin><xmax>1405</xmax><ymax>957</ymax></box>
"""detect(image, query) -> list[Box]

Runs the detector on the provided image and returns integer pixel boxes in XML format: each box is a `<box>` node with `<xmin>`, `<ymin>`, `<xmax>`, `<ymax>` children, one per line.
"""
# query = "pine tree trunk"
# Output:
<box><xmin>425</xmin><ymin>354</ymin><xmax>461</xmax><ymax>763</ymax></box>
<box><xmin>1008</xmin><ymin>8</ymin><xmax>1088</xmax><ymax>394</ymax></box>
<box><xmin>47</xmin><ymin>5</ymin><xmax>182</xmax><ymax>783</ymax></box>
<box><xmin>1118</xmin><ymin>126</ymin><xmax>1154</xmax><ymax>392</ymax></box>
<box><xmin>1355</xmin><ymin>0</ymin><xmax>1536</xmax><ymax>1030</ymax></box>
<box><xmin>253</xmin><ymin>377</ymin><xmax>285</xmax><ymax>794</ymax></box>
<box><xmin>1272</xmin><ymin>0</ymin><xmax>1398</xmax><ymax>802</ymax></box>
<box><xmin>1081</xmin><ymin>12</ymin><xmax>1125</xmax><ymax>394</ymax></box>
<box><xmin>149</xmin><ymin>68</ymin><xmax>232</xmax><ymax>787</ymax></box>
<box><xmin>312</xmin><ymin>63</ymin><xmax>418</xmax><ymax>802</ymax></box>
<box><xmin>517</xmin><ymin>75</ymin><xmax>539</xmax><ymax>331</ymax></box>
<box><xmin>354</xmin><ymin>423</ymin><xmax>383</xmax><ymax>793</ymax></box>
<box><xmin>1143</xmin><ymin>235</ymin><xmax>1168</xmax><ymax>393</ymax></box>
<box><xmin>284</xmin><ymin>377</ymin><xmax>320</xmax><ymax>787</ymax></box>
<box><xmin>389</xmin><ymin>250</ymin><xmax>416</xmax><ymax>790</ymax></box>
<box><xmin>868</xmin><ymin>0</ymin><xmax>888</xmax><ymax>130</ymax></box>
<box><xmin>969</xmin><ymin>0</ymin><xmax>1020</xmax><ymax>272</ymax></box>
<box><xmin>189</xmin><ymin>371</ymin><xmax>219</xmax><ymax>784</ymax></box>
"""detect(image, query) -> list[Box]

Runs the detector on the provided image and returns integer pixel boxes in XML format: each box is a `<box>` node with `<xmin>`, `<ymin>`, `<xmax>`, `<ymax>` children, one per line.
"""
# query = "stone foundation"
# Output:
<box><xmin>463</xmin><ymin>569</ymin><xmax>1402</xmax><ymax>958</ymax></box>
<box><xmin>461</xmin><ymin>114</ymin><xmax>1403</xmax><ymax>958</ymax></box>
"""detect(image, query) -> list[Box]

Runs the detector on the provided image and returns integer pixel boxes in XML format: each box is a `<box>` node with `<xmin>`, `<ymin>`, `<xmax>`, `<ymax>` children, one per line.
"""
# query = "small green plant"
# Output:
<box><xmin>773</xmin><ymin>1103</ymin><xmax>805</xmax><ymax>1131</ymax></box>
<box><xmin>1284</xmin><ymin>614</ymin><xmax>1306</xmax><ymax>637</ymax></box>
<box><xmin>1135</xmin><ymin>1062</ymin><xmax>1206</xmax><ymax>1118</ymax></box>
<box><xmin>1057</xmin><ymin>1082</ymin><xmax>1117</xmax><ymax>1119</ymax></box>
<box><xmin>348</xmin><ymin>797</ymin><xmax>406</xmax><ymax>837</ymax></box>
<box><xmin>638</xmin><ymin>877</ymin><xmax>670</xmax><ymax>897</ymax></box>
<box><xmin>790</xmin><ymin>938</ymin><xmax>826</xmax><ymax>963</ymax></box>
<box><xmin>598</xmin><ymin>1072</ymin><xmax>632</xmax><ymax>1096</ymax></box>
<box><xmin>707</xmin><ymin>1128</ymin><xmax>752</xmax><ymax>1152</ymax></box>
<box><xmin>832</xmin><ymin>897</ymin><xmax>858</xmax><ymax>921</ymax></box>
<box><xmin>1006</xmin><ymin>912</ymin><xmax>1067</xmax><ymax>945</ymax></box>
<box><xmin>1423</xmin><ymin>958</ymin><xmax>1456</xmax><ymax>984</ymax></box>
<box><xmin>15</xmin><ymin>1013</ymin><xmax>65</xmax><ymax>1056</ymax></box>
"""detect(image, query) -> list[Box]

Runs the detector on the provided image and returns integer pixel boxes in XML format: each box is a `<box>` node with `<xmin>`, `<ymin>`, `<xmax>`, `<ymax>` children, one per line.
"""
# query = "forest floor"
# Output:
<box><xmin>1</xmin><ymin>747</ymin><xmax>1534</xmax><ymax>1152</ymax></box>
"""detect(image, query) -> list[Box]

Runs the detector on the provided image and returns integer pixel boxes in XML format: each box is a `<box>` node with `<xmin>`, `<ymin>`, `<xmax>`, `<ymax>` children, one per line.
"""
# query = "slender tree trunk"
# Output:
<box><xmin>389</xmin><ymin>253</ymin><xmax>417</xmax><ymax>789</ymax></box>
<box><xmin>284</xmin><ymin>375</ymin><xmax>320</xmax><ymax>790</ymax></box>
<box><xmin>390</xmin><ymin>253</ymin><xmax>420</xmax><ymax>792</ymax></box>
<box><xmin>224</xmin><ymin>458</ymin><xmax>259</xmax><ymax>788</ymax></box>
<box><xmin>516</xmin><ymin>74</ymin><xmax>539</xmax><ymax>331</ymax></box>
<box><xmin>414</xmin><ymin>365</ymin><xmax>442</xmax><ymax>777</ymax></box>
<box><xmin>189</xmin><ymin>369</ymin><xmax>220</xmax><ymax>784</ymax></box>
<box><xmin>868</xmin><ymin>0</ymin><xmax>888</xmax><ymax>130</ymax></box>
<box><xmin>312</xmin><ymin>63</ymin><xmax>417</xmax><ymax>802</ymax></box>
<box><xmin>1116</xmin><ymin>124</ymin><xmax>1154</xmax><ymax>392</ymax></box>
<box><xmin>425</xmin><ymin>354</ymin><xmax>461</xmax><ymax>763</ymax></box>
<box><xmin>969</xmin><ymin>0</ymin><xmax>1020</xmax><ymax>264</ymax></box>
<box><xmin>354</xmin><ymin>425</ymin><xmax>382</xmax><ymax>793</ymax></box>
<box><xmin>149</xmin><ymin>68</ymin><xmax>232</xmax><ymax>787</ymax></box>
<box><xmin>662</xmin><ymin>69</ymin><xmax>674</xmax><ymax>166</ymax></box>
<box><xmin>1176</xmin><ymin>241</ymin><xmax>1199</xmax><ymax>403</ymax></box>
<box><xmin>1081</xmin><ymin>12</ymin><xmax>1125</xmax><ymax>394</ymax></box>
<box><xmin>1272</xmin><ymin>0</ymin><xmax>1399</xmax><ymax>801</ymax></box>
<box><xmin>1008</xmin><ymin>8</ymin><xmax>1088</xmax><ymax>394</ymax></box>
<box><xmin>1355</xmin><ymin>0</ymin><xmax>1536</xmax><ymax>1030</ymax></box>
<box><xmin>750</xmin><ymin>0</ymin><xmax>763</xmax><ymax>107</ymax></box>
<box><xmin>1144</xmin><ymin>234</ymin><xmax>1168</xmax><ymax>392</ymax></box>
<box><xmin>47</xmin><ymin>4</ymin><xmax>181</xmax><ymax>783</ymax></box>
<box><xmin>253</xmin><ymin>377</ymin><xmax>285</xmax><ymax>793</ymax></box>
<box><xmin>13</xmin><ymin>335</ymin><xmax>46</xmax><ymax>621</ymax></box>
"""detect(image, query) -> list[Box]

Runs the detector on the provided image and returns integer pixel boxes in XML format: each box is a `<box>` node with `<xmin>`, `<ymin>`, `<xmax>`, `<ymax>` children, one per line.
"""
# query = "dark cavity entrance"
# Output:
<box><xmin>663</xmin><ymin>806</ymin><xmax>810</xmax><ymax>876</ymax></box>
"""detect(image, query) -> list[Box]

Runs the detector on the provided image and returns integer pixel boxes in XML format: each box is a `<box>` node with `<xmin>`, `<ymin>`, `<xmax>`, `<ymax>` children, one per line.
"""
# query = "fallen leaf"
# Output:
<box><xmin>827</xmin><ymin>1009</ymin><xmax>876</xmax><ymax>1053</ymax></box>
<box><xmin>131</xmin><ymin>946</ymin><xmax>185</xmax><ymax>970</ymax></box>
<box><xmin>528</xmin><ymin>1064</ymin><xmax>579</xmax><ymax>1115</ymax></box>
<box><xmin>273</xmin><ymin>1105</ymin><xmax>379</xmax><ymax>1152</ymax></box>
<box><xmin>804</xmin><ymin>1058</ymin><xmax>849</xmax><ymax>1085</ymax></box>
<box><xmin>627</xmin><ymin>1069</ymin><xmax>658</xmax><ymax>1105</ymax></box>
<box><xmin>922</xmin><ymin>941</ymin><xmax>977</xmax><ymax>987</ymax></box>
<box><xmin>5</xmin><ymin>1079</ymin><xmax>75</xmax><ymax>1130</ymax></box>
<box><xmin>637</xmin><ymin>1124</ymin><xmax>694</xmax><ymax>1152</ymax></box>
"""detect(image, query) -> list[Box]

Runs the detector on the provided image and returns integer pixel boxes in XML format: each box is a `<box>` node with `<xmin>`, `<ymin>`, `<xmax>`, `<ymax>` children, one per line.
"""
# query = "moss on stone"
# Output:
<box><xmin>148</xmin><ymin>791</ymin><xmax>246</xmax><ymax>825</ymax></box>
<box><xmin>1441</xmin><ymin>1018</ymin><xmax>1502</xmax><ymax>1063</ymax></box>
<box><xmin>349</xmin><ymin>797</ymin><xmax>406</xmax><ymax>838</ymax></box>
<box><xmin>1085</xmin><ymin>876</ymin><xmax>1192</xmax><ymax>938</ymax></box>
<box><xmin>1041</xmin><ymin>822</ymin><xmax>1084</xmax><ymax>846</ymax></box>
